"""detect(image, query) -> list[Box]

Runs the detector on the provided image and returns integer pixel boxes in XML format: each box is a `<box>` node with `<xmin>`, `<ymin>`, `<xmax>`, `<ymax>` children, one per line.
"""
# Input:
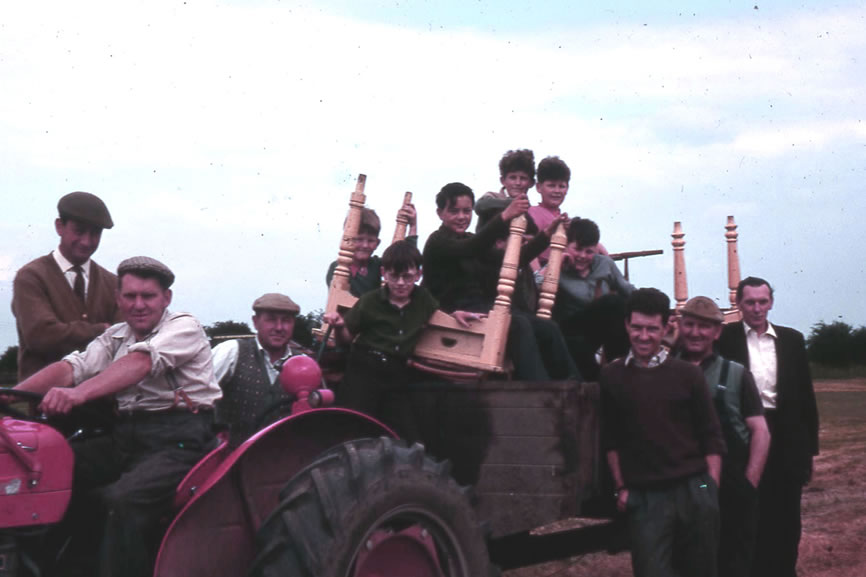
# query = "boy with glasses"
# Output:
<box><xmin>326</xmin><ymin>202</ymin><xmax>417</xmax><ymax>297</ymax></box>
<box><xmin>323</xmin><ymin>240</ymin><xmax>476</xmax><ymax>437</ymax></box>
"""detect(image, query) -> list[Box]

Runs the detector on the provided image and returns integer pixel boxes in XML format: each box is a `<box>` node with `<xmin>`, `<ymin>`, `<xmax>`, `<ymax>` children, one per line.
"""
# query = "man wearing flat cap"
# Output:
<box><xmin>676</xmin><ymin>296</ymin><xmax>770</xmax><ymax>577</ymax></box>
<box><xmin>212</xmin><ymin>292</ymin><xmax>308</xmax><ymax>444</ymax></box>
<box><xmin>14</xmin><ymin>256</ymin><xmax>222</xmax><ymax>577</ymax></box>
<box><xmin>12</xmin><ymin>191</ymin><xmax>121</xmax><ymax>380</ymax></box>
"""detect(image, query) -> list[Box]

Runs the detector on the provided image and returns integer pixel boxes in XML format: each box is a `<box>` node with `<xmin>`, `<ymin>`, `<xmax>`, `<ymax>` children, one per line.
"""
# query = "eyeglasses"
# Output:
<box><xmin>383</xmin><ymin>272</ymin><xmax>417</xmax><ymax>284</ymax></box>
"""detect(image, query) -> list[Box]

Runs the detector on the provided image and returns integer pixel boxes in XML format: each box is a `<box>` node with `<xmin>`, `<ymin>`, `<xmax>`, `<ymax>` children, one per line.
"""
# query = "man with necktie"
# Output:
<box><xmin>12</xmin><ymin>191</ymin><xmax>121</xmax><ymax>380</ymax></box>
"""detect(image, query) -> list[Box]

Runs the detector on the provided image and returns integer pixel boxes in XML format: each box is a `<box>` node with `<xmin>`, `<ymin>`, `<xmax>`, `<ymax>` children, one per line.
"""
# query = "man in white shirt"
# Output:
<box><xmin>719</xmin><ymin>277</ymin><xmax>819</xmax><ymax>577</ymax></box>
<box><xmin>14</xmin><ymin>256</ymin><xmax>222</xmax><ymax>577</ymax></box>
<box><xmin>212</xmin><ymin>293</ymin><xmax>307</xmax><ymax>444</ymax></box>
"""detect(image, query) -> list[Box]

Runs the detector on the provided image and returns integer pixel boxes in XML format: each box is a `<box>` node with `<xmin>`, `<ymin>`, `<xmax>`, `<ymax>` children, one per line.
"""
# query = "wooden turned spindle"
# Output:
<box><xmin>672</xmin><ymin>221</ymin><xmax>688</xmax><ymax>310</ymax></box>
<box><xmin>725</xmin><ymin>215</ymin><xmax>740</xmax><ymax>310</ymax></box>
<box><xmin>332</xmin><ymin>174</ymin><xmax>366</xmax><ymax>292</ymax></box>
<box><xmin>319</xmin><ymin>174</ymin><xmax>367</xmax><ymax>341</ymax></box>
<box><xmin>537</xmin><ymin>221</ymin><xmax>567</xmax><ymax>320</ymax></box>
<box><xmin>392</xmin><ymin>191</ymin><xmax>413</xmax><ymax>244</ymax></box>
<box><xmin>477</xmin><ymin>215</ymin><xmax>524</xmax><ymax>368</ymax></box>
<box><xmin>493</xmin><ymin>215</ymin><xmax>526</xmax><ymax>312</ymax></box>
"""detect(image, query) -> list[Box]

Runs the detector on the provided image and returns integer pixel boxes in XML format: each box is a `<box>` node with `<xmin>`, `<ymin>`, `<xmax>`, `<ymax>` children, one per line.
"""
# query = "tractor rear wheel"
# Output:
<box><xmin>248</xmin><ymin>437</ymin><xmax>495</xmax><ymax>577</ymax></box>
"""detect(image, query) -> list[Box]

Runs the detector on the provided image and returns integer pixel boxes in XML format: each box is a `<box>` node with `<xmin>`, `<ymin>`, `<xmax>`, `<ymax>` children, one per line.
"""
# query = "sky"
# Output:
<box><xmin>1</xmin><ymin>0</ymin><xmax>864</xmax><ymax>353</ymax></box>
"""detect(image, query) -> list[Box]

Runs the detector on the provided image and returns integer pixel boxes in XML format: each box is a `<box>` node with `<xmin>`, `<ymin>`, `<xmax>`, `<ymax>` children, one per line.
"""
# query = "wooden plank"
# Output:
<box><xmin>399</xmin><ymin>379</ymin><xmax>604</xmax><ymax>537</ymax></box>
<box><xmin>474</xmin><ymin>464</ymin><xmax>576</xmax><ymax>494</ymax></box>
<box><xmin>445</xmin><ymin>407</ymin><xmax>563</xmax><ymax>437</ymax></box>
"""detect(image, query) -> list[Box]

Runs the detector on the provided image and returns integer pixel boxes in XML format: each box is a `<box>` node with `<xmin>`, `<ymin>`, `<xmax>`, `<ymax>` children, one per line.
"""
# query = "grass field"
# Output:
<box><xmin>506</xmin><ymin>378</ymin><xmax>866</xmax><ymax>577</ymax></box>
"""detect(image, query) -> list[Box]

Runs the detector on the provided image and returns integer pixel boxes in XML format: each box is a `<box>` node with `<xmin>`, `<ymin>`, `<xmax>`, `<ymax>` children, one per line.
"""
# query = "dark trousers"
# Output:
<box><xmin>718</xmin><ymin>472</ymin><xmax>760</xmax><ymax>577</ymax></box>
<box><xmin>64</xmin><ymin>411</ymin><xmax>216</xmax><ymax>577</ymax></box>
<box><xmin>339</xmin><ymin>346</ymin><xmax>421</xmax><ymax>442</ymax></box>
<box><xmin>507</xmin><ymin>310</ymin><xmax>580</xmax><ymax>381</ymax></box>
<box><xmin>557</xmin><ymin>294</ymin><xmax>630</xmax><ymax>381</ymax></box>
<box><xmin>626</xmin><ymin>473</ymin><xmax>720</xmax><ymax>577</ymax></box>
<box><xmin>751</xmin><ymin>412</ymin><xmax>804</xmax><ymax>577</ymax></box>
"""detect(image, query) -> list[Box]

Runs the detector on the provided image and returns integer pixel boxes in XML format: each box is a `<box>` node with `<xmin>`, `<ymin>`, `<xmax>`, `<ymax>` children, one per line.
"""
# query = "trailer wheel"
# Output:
<box><xmin>248</xmin><ymin>437</ymin><xmax>496</xmax><ymax>577</ymax></box>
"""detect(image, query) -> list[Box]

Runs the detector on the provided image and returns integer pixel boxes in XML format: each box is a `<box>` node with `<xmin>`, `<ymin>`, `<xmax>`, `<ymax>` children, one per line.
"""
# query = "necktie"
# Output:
<box><xmin>73</xmin><ymin>265</ymin><xmax>86</xmax><ymax>304</ymax></box>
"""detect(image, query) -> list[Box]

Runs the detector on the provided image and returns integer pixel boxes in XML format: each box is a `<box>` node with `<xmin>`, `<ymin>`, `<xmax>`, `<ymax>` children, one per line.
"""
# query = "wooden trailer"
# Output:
<box><xmin>317</xmin><ymin>175</ymin><xmax>743</xmax><ymax>568</ymax></box>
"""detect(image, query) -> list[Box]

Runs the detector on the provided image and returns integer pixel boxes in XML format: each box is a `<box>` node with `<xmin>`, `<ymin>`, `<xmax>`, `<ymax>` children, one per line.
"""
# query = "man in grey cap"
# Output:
<box><xmin>12</xmin><ymin>191</ymin><xmax>121</xmax><ymax>380</ymax></box>
<box><xmin>14</xmin><ymin>256</ymin><xmax>222</xmax><ymax>577</ymax></box>
<box><xmin>212</xmin><ymin>292</ymin><xmax>308</xmax><ymax>444</ymax></box>
<box><xmin>676</xmin><ymin>296</ymin><xmax>770</xmax><ymax>577</ymax></box>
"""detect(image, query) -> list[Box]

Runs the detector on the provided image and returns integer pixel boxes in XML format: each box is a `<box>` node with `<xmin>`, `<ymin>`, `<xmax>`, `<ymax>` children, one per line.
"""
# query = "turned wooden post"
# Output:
<box><xmin>537</xmin><ymin>221</ymin><xmax>567</xmax><ymax>319</ymax></box>
<box><xmin>725</xmin><ymin>215</ymin><xmax>740</xmax><ymax>310</ymax></box>
<box><xmin>482</xmin><ymin>215</ymin><xmax>524</xmax><ymax>367</ymax></box>
<box><xmin>319</xmin><ymin>174</ymin><xmax>366</xmax><ymax>340</ymax></box>
<box><xmin>672</xmin><ymin>221</ymin><xmax>688</xmax><ymax>310</ymax></box>
<box><xmin>392</xmin><ymin>191</ymin><xmax>413</xmax><ymax>244</ymax></box>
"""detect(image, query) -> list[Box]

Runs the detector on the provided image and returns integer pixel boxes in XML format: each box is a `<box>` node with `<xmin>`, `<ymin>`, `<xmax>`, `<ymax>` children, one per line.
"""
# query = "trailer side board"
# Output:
<box><xmin>398</xmin><ymin>379</ymin><xmax>606</xmax><ymax>538</ymax></box>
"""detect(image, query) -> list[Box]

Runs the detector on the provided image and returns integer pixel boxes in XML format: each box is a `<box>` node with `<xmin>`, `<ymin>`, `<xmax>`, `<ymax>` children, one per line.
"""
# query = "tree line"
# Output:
<box><xmin>0</xmin><ymin>310</ymin><xmax>324</xmax><ymax>381</ymax></box>
<box><xmin>2</xmin><ymin>314</ymin><xmax>864</xmax><ymax>377</ymax></box>
<box><xmin>806</xmin><ymin>321</ymin><xmax>866</xmax><ymax>368</ymax></box>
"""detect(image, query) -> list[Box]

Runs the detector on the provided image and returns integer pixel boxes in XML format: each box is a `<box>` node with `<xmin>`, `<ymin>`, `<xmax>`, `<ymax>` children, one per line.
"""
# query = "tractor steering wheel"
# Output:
<box><xmin>0</xmin><ymin>388</ymin><xmax>46</xmax><ymax>421</ymax></box>
<box><xmin>0</xmin><ymin>388</ymin><xmax>115</xmax><ymax>438</ymax></box>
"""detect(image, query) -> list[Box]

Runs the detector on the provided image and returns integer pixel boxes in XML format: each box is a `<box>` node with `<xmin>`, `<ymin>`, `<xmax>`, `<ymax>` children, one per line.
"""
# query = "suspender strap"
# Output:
<box><xmin>719</xmin><ymin>358</ymin><xmax>730</xmax><ymax>386</ymax></box>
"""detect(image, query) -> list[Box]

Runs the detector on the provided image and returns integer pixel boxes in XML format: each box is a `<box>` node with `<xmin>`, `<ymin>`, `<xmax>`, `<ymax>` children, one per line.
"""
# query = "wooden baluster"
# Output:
<box><xmin>725</xmin><ymin>215</ymin><xmax>740</xmax><ymax>311</ymax></box>
<box><xmin>536</xmin><ymin>221</ymin><xmax>567</xmax><ymax>319</ymax></box>
<box><xmin>391</xmin><ymin>191</ymin><xmax>413</xmax><ymax>244</ymax></box>
<box><xmin>320</xmin><ymin>174</ymin><xmax>366</xmax><ymax>339</ymax></box>
<box><xmin>482</xmin><ymin>215</ymin><xmax>525</xmax><ymax>367</ymax></box>
<box><xmin>672</xmin><ymin>221</ymin><xmax>688</xmax><ymax>310</ymax></box>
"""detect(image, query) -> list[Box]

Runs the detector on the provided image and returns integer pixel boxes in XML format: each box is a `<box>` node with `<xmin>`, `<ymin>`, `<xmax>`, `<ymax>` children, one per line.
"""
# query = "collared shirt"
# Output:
<box><xmin>625</xmin><ymin>346</ymin><xmax>669</xmax><ymax>368</ymax></box>
<box><xmin>52</xmin><ymin>249</ymin><xmax>91</xmax><ymax>296</ymax></box>
<box><xmin>64</xmin><ymin>309</ymin><xmax>222</xmax><ymax>412</ymax></box>
<box><xmin>211</xmin><ymin>337</ymin><xmax>293</xmax><ymax>385</ymax></box>
<box><xmin>744</xmin><ymin>322</ymin><xmax>778</xmax><ymax>409</ymax></box>
<box><xmin>539</xmin><ymin>254</ymin><xmax>634</xmax><ymax>317</ymax></box>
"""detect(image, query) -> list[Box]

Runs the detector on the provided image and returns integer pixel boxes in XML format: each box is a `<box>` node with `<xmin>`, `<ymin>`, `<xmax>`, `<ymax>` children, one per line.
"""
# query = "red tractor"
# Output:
<box><xmin>0</xmin><ymin>354</ymin><xmax>535</xmax><ymax>577</ymax></box>
<box><xmin>1</xmin><ymin>349</ymin><xmax>622</xmax><ymax>577</ymax></box>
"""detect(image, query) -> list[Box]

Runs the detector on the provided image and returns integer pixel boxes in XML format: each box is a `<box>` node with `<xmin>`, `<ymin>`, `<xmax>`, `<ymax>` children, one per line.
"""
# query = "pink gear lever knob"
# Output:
<box><xmin>279</xmin><ymin>355</ymin><xmax>323</xmax><ymax>396</ymax></box>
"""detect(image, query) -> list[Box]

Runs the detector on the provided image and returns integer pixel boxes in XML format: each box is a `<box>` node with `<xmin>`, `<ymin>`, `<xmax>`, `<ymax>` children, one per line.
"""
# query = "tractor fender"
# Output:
<box><xmin>154</xmin><ymin>408</ymin><xmax>394</xmax><ymax>577</ymax></box>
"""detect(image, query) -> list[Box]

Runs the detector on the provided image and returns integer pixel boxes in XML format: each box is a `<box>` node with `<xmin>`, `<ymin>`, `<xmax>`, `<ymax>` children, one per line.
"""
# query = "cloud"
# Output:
<box><xmin>1</xmin><ymin>1</ymin><xmax>864</xmax><ymax>349</ymax></box>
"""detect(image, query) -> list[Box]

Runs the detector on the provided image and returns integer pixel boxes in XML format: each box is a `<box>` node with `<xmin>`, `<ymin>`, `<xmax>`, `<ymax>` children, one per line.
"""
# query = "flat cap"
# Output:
<box><xmin>681</xmin><ymin>296</ymin><xmax>724</xmax><ymax>323</ymax></box>
<box><xmin>117</xmin><ymin>256</ymin><xmax>175</xmax><ymax>288</ymax></box>
<box><xmin>57</xmin><ymin>191</ymin><xmax>114</xmax><ymax>229</ymax></box>
<box><xmin>253</xmin><ymin>293</ymin><xmax>300</xmax><ymax>314</ymax></box>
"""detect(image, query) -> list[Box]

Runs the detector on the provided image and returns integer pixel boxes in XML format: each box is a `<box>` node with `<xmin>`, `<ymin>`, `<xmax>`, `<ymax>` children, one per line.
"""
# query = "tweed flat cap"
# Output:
<box><xmin>57</xmin><ymin>191</ymin><xmax>114</xmax><ymax>229</ymax></box>
<box><xmin>253</xmin><ymin>293</ymin><xmax>300</xmax><ymax>314</ymax></box>
<box><xmin>117</xmin><ymin>256</ymin><xmax>175</xmax><ymax>288</ymax></box>
<box><xmin>681</xmin><ymin>296</ymin><xmax>724</xmax><ymax>323</ymax></box>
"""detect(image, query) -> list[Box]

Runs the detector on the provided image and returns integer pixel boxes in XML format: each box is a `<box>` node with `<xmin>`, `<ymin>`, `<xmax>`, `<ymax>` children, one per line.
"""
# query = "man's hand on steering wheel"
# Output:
<box><xmin>41</xmin><ymin>386</ymin><xmax>88</xmax><ymax>416</ymax></box>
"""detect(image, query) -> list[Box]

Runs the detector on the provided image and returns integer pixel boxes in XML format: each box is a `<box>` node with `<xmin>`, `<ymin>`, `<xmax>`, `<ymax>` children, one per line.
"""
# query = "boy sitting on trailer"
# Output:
<box><xmin>422</xmin><ymin>182</ymin><xmax>578</xmax><ymax>381</ymax></box>
<box><xmin>528</xmin><ymin>156</ymin><xmax>570</xmax><ymax>268</ymax></box>
<box><xmin>544</xmin><ymin>218</ymin><xmax>633</xmax><ymax>380</ymax></box>
<box><xmin>527</xmin><ymin>155</ymin><xmax>607</xmax><ymax>265</ymax></box>
<box><xmin>325</xmin><ymin>202</ymin><xmax>417</xmax><ymax>297</ymax></box>
<box><xmin>323</xmin><ymin>240</ymin><xmax>476</xmax><ymax>438</ymax></box>
<box><xmin>528</xmin><ymin>156</ymin><xmax>570</xmax><ymax>236</ymax></box>
<box><xmin>475</xmin><ymin>148</ymin><xmax>538</xmax><ymax>234</ymax></box>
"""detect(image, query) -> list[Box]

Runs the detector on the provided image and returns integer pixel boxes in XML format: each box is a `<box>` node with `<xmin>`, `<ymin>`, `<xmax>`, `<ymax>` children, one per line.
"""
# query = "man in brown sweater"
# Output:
<box><xmin>602</xmin><ymin>288</ymin><xmax>726</xmax><ymax>577</ymax></box>
<box><xmin>12</xmin><ymin>191</ymin><xmax>120</xmax><ymax>380</ymax></box>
